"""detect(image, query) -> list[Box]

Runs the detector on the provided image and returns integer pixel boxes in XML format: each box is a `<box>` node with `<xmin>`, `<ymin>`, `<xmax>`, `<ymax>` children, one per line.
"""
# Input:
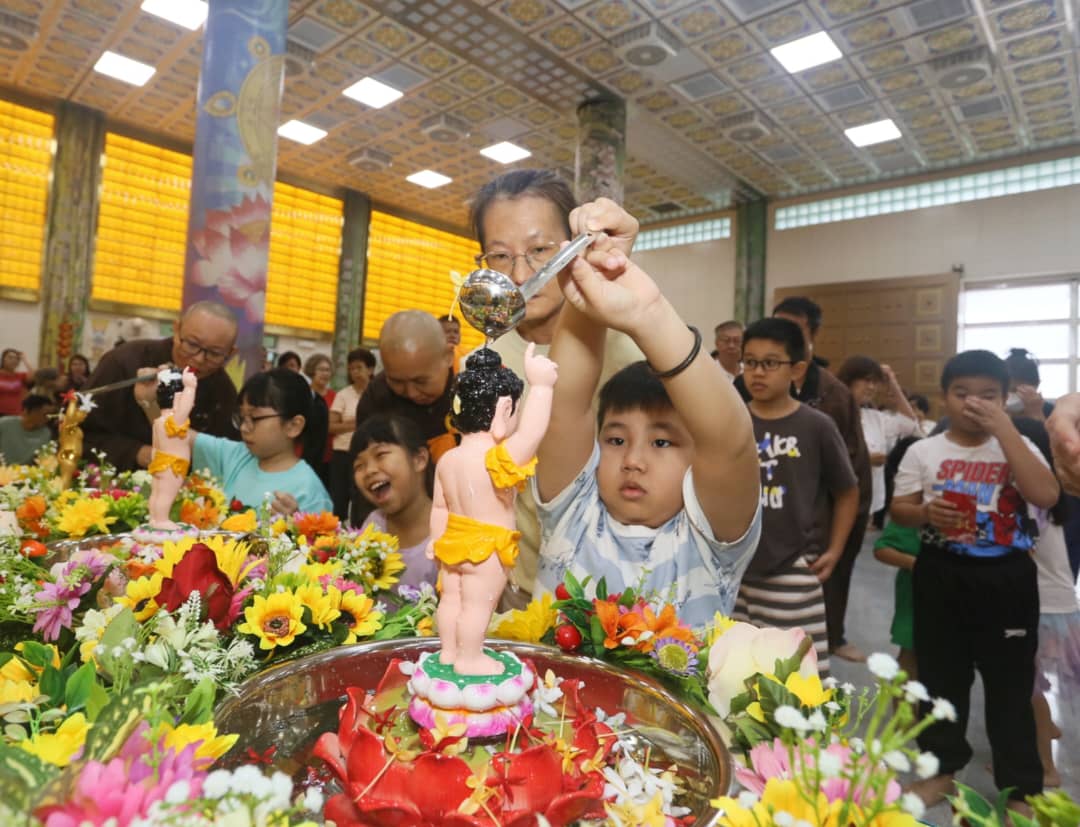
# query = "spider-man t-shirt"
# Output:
<box><xmin>893</xmin><ymin>432</ymin><xmax>1048</xmax><ymax>557</ymax></box>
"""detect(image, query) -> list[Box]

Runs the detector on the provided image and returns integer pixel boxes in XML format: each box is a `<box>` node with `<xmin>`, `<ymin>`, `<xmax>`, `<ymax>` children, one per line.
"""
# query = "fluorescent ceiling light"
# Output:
<box><xmin>277</xmin><ymin>120</ymin><xmax>328</xmax><ymax>145</ymax></box>
<box><xmin>845</xmin><ymin>118</ymin><xmax>902</xmax><ymax>147</ymax></box>
<box><xmin>342</xmin><ymin>77</ymin><xmax>404</xmax><ymax>109</ymax></box>
<box><xmin>406</xmin><ymin>170</ymin><xmax>452</xmax><ymax>189</ymax></box>
<box><xmin>140</xmin><ymin>0</ymin><xmax>208</xmax><ymax>30</ymax></box>
<box><xmin>93</xmin><ymin>51</ymin><xmax>156</xmax><ymax>86</ymax></box>
<box><xmin>480</xmin><ymin>141</ymin><xmax>532</xmax><ymax>164</ymax></box>
<box><xmin>770</xmin><ymin>31</ymin><xmax>842</xmax><ymax>74</ymax></box>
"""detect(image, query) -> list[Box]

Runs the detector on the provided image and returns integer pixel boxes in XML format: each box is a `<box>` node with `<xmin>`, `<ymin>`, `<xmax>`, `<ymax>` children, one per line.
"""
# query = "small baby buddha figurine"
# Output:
<box><xmin>146</xmin><ymin>367</ymin><xmax>197</xmax><ymax>529</ymax></box>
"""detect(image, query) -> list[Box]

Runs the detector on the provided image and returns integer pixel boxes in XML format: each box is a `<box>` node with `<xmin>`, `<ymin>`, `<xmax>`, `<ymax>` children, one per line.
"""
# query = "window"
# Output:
<box><xmin>776</xmin><ymin>155</ymin><xmax>1080</xmax><ymax>230</ymax></box>
<box><xmin>959</xmin><ymin>279</ymin><xmax>1077</xmax><ymax>399</ymax></box>
<box><xmin>365</xmin><ymin>211</ymin><xmax>484</xmax><ymax>350</ymax></box>
<box><xmin>635</xmin><ymin>217</ymin><xmax>731</xmax><ymax>251</ymax></box>
<box><xmin>0</xmin><ymin>101</ymin><xmax>54</xmax><ymax>294</ymax></box>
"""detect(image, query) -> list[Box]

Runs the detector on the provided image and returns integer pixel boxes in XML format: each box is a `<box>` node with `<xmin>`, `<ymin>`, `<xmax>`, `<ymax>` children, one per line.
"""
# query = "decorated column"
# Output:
<box><xmin>574</xmin><ymin>97</ymin><xmax>626</xmax><ymax>204</ymax></box>
<box><xmin>331</xmin><ymin>191</ymin><xmax>371</xmax><ymax>386</ymax></box>
<box><xmin>182</xmin><ymin>0</ymin><xmax>288</xmax><ymax>381</ymax></box>
<box><xmin>39</xmin><ymin>103</ymin><xmax>105</xmax><ymax>370</ymax></box>
<box><xmin>734</xmin><ymin>198</ymin><xmax>767</xmax><ymax>323</ymax></box>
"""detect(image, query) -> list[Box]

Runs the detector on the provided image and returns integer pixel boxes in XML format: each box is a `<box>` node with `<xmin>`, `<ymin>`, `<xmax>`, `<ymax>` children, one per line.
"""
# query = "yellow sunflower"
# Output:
<box><xmin>116</xmin><ymin>573</ymin><xmax>164</xmax><ymax>622</ymax></box>
<box><xmin>238</xmin><ymin>591</ymin><xmax>307</xmax><ymax>650</ymax></box>
<box><xmin>296</xmin><ymin>584</ymin><xmax>341</xmax><ymax>630</ymax></box>
<box><xmin>368</xmin><ymin>551</ymin><xmax>406</xmax><ymax>591</ymax></box>
<box><xmin>0</xmin><ymin>677</ymin><xmax>35</xmax><ymax>704</ymax></box>
<box><xmin>220</xmin><ymin>509</ymin><xmax>257</xmax><ymax>533</ymax></box>
<box><xmin>785</xmin><ymin>672</ymin><xmax>833</xmax><ymax>708</ymax></box>
<box><xmin>337</xmin><ymin>589</ymin><xmax>384</xmax><ymax>643</ymax></box>
<box><xmin>299</xmin><ymin>560</ymin><xmax>342</xmax><ymax>581</ymax></box>
<box><xmin>489</xmin><ymin>592</ymin><xmax>557</xmax><ymax>643</ymax></box>
<box><xmin>55</xmin><ymin>497</ymin><xmax>116</xmax><ymax>539</ymax></box>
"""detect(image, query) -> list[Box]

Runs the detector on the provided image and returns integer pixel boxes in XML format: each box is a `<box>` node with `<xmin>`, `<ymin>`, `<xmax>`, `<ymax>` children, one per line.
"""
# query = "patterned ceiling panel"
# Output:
<box><xmin>0</xmin><ymin>0</ymin><xmax>1078</xmax><ymax>228</ymax></box>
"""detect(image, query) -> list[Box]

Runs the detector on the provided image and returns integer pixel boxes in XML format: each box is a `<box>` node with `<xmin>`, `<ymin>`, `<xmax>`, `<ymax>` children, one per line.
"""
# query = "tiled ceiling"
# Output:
<box><xmin>0</xmin><ymin>0</ymin><xmax>1078</xmax><ymax>230</ymax></box>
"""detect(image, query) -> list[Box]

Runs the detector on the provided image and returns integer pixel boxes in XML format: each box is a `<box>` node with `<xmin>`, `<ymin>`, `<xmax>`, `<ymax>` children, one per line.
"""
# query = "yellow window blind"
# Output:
<box><xmin>0</xmin><ymin>101</ymin><xmax>54</xmax><ymax>293</ymax></box>
<box><xmin>266</xmin><ymin>181</ymin><xmax>343</xmax><ymax>332</ymax></box>
<box><xmin>365</xmin><ymin>211</ymin><xmax>483</xmax><ymax>350</ymax></box>
<box><xmin>92</xmin><ymin>133</ymin><xmax>190</xmax><ymax>311</ymax></box>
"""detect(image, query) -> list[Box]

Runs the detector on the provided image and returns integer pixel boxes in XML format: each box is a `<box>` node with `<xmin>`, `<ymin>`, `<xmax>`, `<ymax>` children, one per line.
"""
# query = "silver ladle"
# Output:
<box><xmin>458</xmin><ymin>233</ymin><xmax>594</xmax><ymax>339</ymax></box>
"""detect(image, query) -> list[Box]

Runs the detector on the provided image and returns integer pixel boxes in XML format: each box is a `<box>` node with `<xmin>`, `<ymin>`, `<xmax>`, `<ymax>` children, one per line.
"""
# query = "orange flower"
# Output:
<box><xmin>636</xmin><ymin>604</ymin><xmax>697</xmax><ymax>653</ymax></box>
<box><xmin>16</xmin><ymin>496</ymin><xmax>49</xmax><ymax>539</ymax></box>
<box><xmin>594</xmin><ymin>599</ymin><xmax>647</xmax><ymax>650</ymax></box>
<box><xmin>293</xmin><ymin>511</ymin><xmax>339</xmax><ymax>540</ymax></box>
<box><xmin>180</xmin><ymin>500</ymin><xmax>220</xmax><ymax>530</ymax></box>
<box><xmin>124</xmin><ymin>557</ymin><xmax>158</xmax><ymax>581</ymax></box>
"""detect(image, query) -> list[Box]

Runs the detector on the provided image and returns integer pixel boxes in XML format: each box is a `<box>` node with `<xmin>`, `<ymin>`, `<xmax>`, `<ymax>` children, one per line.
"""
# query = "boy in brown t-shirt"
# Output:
<box><xmin>735</xmin><ymin>318</ymin><xmax>859</xmax><ymax>674</ymax></box>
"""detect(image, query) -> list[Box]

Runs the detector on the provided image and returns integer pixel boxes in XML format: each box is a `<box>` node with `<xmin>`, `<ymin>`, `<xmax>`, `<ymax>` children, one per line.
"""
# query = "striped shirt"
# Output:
<box><xmin>534</xmin><ymin>444</ymin><xmax>761</xmax><ymax>629</ymax></box>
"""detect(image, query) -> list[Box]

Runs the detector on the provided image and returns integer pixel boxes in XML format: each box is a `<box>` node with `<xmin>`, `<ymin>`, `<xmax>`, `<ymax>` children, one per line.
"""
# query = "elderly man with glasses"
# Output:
<box><xmin>82</xmin><ymin>301</ymin><xmax>240</xmax><ymax>471</ymax></box>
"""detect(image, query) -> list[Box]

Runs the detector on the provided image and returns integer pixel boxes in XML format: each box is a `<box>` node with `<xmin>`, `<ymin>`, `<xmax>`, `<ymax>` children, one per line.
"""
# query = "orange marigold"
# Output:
<box><xmin>180</xmin><ymin>500</ymin><xmax>220</xmax><ymax>530</ymax></box>
<box><xmin>594</xmin><ymin>599</ymin><xmax>648</xmax><ymax>650</ymax></box>
<box><xmin>293</xmin><ymin>511</ymin><xmax>339</xmax><ymax>540</ymax></box>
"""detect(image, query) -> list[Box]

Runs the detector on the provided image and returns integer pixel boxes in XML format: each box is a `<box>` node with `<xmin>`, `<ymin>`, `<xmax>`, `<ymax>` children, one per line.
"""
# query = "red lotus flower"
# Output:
<box><xmin>312</xmin><ymin>661</ymin><xmax>610</xmax><ymax>827</ymax></box>
<box><xmin>156</xmin><ymin>544</ymin><xmax>238</xmax><ymax>631</ymax></box>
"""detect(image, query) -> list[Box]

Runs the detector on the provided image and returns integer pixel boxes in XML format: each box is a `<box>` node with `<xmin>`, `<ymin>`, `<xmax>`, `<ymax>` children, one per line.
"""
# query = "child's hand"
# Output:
<box><xmin>1016</xmin><ymin>384</ymin><xmax>1045</xmax><ymax>419</ymax></box>
<box><xmin>1049</xmin><ymin>393</ymin><xmax>1080</xmax><ymax>494</ymax></box>
<box><xmin>270</xmin><ymin>491</ymin><xmax>298</xmax><ymax>517</ymax></box>
<box><xmin>560</xmin><ymin>246</ymin><xmax>662</xmax><ymax>337</ymax></box>
<box><xmin>808</xmin><ymin>548</ymin><xmax>841</xmax><ymax>582</ymax></box>
<box><xmin>522</xmin><ymin>342</ymin><xmax>557</xmax><ymax>388</ymax></box>
<box><xmin>569</xmin><ymin>197</ymin><xmax>639</xmax><ymax>258</ymax></box>
<box><xmin>925</xmin><ymin>497</ymin><xmax>961</xmax><ymax>531</ymax></box>
<box><xmin>962</xmin><ymin>396</ymin><xmax>1012</xmax><ymax>437</ymax></box>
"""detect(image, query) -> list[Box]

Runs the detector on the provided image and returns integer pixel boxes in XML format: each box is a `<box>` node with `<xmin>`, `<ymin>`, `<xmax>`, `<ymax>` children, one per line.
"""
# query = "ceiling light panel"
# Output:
<box><xmin>140</xmin><ymin>0</ymin><xmax>208</xmax><ymax>30</ymax></box>
<box><xmin>770</xmin><ymin>32</ymin><xmax>843</xmax><ymax>74</ymax></box>
<box><xmin>277</xmin><ymin>120</ymin><xmax>328</xmax><ymax>145</ymax></box>
<box><xmin>845</xmin><ymin>119</ymin><xmax>902</xmax><ymax>147</ymax></box>
<box><xmin>479</xmin><ymin>142</ymin><xmax>532</xmax><ymax>164</ymax></box>
<box><xmin>406</xmin><ymin>170</ymin><xmax>452</xmax><ymax>188</ymax></box>
<box><xmin>93</xmin><ymin>51</ymin><xmax>157</xmax><ymax>86</ymax></box>
<box><xmin>342</xmin><ymin>77</ymin><xmax>404</xmax><ymax>109</ymax></box>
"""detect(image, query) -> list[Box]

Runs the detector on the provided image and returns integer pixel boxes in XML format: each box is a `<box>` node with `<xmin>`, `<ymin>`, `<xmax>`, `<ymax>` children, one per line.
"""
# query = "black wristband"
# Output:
<box><xmin>649</xmin><ymin>325</ymin><xmax>702</xmax><ymax>379</ymax></box>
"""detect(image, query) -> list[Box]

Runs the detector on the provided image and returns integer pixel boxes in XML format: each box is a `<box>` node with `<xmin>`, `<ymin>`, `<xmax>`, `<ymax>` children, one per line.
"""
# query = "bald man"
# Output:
<box><xmin>354</xmin><ymin>311</ymin><xmax>457</xmax><ymax>463</ymax></box>
<box><xmin>83</xmin><ymin>301</ymin><xmax>240</xmax><ymax>470</ymax></box>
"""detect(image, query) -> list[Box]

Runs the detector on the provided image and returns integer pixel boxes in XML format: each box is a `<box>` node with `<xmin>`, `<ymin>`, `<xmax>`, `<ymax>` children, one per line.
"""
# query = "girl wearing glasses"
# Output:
<box><xmin>191</xmin><ymin>368</ymin><xmax>332</xmax><ymax>515</ymax></box>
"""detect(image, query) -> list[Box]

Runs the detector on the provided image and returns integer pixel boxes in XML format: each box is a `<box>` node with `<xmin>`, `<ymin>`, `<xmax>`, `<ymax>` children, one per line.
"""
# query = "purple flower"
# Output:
<box><xmin>67</xmin><ymin>548</ymin><xmax>113</xmax><ymax>582</ymax></box>
<box><xmin>396</xmin><ymin>584</ymin><xmax>421</xmax><ymax>602</ymax></box>
<box><xmin>32</xmin><ymin>581</ymin><xmax>91</xmax><ymax>642</ymax></box>
<box><xmin>650</xmin><ymin>636</ymin><xmax>699</xmax><ymax>677</ymax></box>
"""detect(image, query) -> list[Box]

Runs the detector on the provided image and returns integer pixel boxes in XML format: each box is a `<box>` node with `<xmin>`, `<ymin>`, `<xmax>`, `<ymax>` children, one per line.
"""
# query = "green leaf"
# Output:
<box><xmin>564</xmin><ymin>571</ymin><xmax>585</xmax><ymax>601</ymax></box>
<box><xmin>178</xmin><ymin>678</ymin><xmax>216</xmax><ymax>726</ymax></box>
<box><xmin>595</xmin><ymin>578</ymin><xmax>607</xmax><ymax>601</ymax></box>
<box><xmin>85</xmin><ymin>682</ymin><xmax>110</xmax><ymax>722</ymax></box>
<box><xmin>588</xmin><ymin>613</ymin><xmax>607</xmax><ymax>657</ymax></box>
<box><xmin>95</xmin><ymin>608</ymin><xmax>138</xmax><ymax>680</ymax></box>
<box><xmin>63</xmin><ymin>662</ymin><xmax>96</xmax><ymax>713</ymax></box>
<box><xmin>0</xmin><ymin>741</ymin><xmax>57</xmax><ymax>815</ymax></box>
<box><xmin>38</xmin><ymin>666</ymin><xmax>63</xmax><ymax>704</ymax></box>
<box><xmin>17</xmin><ymin>642</ymin><xmax>55</xmax><ymax>670</ymax></box>
<box><xmin>82</xmin><ymin>689</ymin><xmax>155</xmax><ymax>763</ymax></box>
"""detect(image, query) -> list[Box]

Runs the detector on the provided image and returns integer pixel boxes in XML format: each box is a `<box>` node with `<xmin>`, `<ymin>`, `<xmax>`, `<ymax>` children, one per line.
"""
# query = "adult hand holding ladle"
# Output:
<box><xmin>458</xmin><ymin>233</ymin><xmax>595</xmax><ymax>340</ymax></box>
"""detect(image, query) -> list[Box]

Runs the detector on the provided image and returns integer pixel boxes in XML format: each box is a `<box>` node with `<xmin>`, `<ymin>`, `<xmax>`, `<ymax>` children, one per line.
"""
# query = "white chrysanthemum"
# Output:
<box><xmin>737</xmin><ymin>791</ymin><xmax>760</xmax><ymax>809</ymax></box>
<box><xmin>817</xmin><ymin>752</ymin><xmax>842</xmax><ymax>778</ymax></box>
<box><xmin>867</xmin><ymin>652</ymin><xmax>900</xmax><ymax>681</ymax></box>
<box><xmin>903</xmin><ymin>680</ymin><xmax>930</xmax><ymax>703</ymax></box>
<box><xmin>203</xmin><ymin>769</ymin><xmax>231</xmax><ymax>799</ymax></box>
<box><xmin>303</xmin><ymin>786</ymin><xmax>324</xmax><ymax>812</ymax></box>
<box><xmin>932</xmin><ymin>698</ymin><xmax>957</xmax><ymax>721</ymax></box>
<box><xmin>774</xmin><ymin>812</ymin><xmax>795</xmax><ymax>827</ymax></box>
<box><xmin>883</xmin><ymin>750</ymin><xmax>911</xmax><ymax>772</ymax></box>
<box><xmin>915</xmin><ymin>752</ymin><xmax>940</xmax><ymax>779</ymax></box>
<box><xmin>807</xmin><ymin>710</ymin><xmax>828</xmax><ymax>732</ymax></box>
<box><xmin>901</xmin><ymin>792</ymin><xmax>926</xmax><ymax>819</ymax></box>
<box><xmin>163</xmin><ymin>780</ymin><xmax>189</xmax><ymax>805</ymax></box>
<box><xmin>774</xmin><ymin>705</ymin><xmax>811</xmax><ymax>732</ymax></box>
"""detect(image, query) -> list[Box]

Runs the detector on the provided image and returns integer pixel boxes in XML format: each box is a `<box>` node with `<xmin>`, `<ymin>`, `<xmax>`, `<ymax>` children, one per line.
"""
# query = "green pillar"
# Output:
<box><xmin>575</xmin><ymin>97</ymin><xmax>626</xmax><ymax>204</ymax></box>
<box><xmin>734</xmin><ymin>198</ymin><xmax>767</xmax><ymax>323</ymax></box>
<box><xmin>39</xmin><ymin>103</ymin><xmax>104</xmax><ymax>370</ymax></box>
<box><xmin>331</xmin><ymin>190</ymin><xmax>371</xmax><ymax>385</ymax></box>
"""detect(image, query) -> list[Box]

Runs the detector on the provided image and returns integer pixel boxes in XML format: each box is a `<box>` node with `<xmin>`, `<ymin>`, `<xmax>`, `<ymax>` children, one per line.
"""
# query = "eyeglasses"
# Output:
<box><xmin>475</xmin><ymin>243</ymin><xmax>561</xmax><ymax>275</ymax></box>
<box><xmin>178</xmin><ymin>336</ymin><xmax>230</xmax><ymax>364</ymax></box>
<box><xmin>716</xmin><ymin>336</ymin><xmax>742</xmax><ymax>346</ymax></box>
<box><xmin>742</xmin><ymin>358</ymin><xmax>795</xmax><ymax>372</ymax></box>
<box><xmin>231</xmin><ymin>412</ymin><xmax>281</xmax><ymax>432</ymax></box>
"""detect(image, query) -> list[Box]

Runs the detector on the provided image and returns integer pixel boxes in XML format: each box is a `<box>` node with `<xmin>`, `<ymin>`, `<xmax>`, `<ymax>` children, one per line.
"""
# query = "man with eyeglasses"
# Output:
<box><xmin>82</xmin><ymin>301</ymin><xmax>240</xmax><ymax>471</ymax></box>
<box><xmin>714</xmin><ymin>320</ymin><xmax>743</xmax><ymax>382</ymax></box>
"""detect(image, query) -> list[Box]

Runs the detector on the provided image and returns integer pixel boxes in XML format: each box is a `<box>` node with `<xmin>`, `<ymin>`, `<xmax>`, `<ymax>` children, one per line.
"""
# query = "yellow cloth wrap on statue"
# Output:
<box><xmin>433</xmin><ymin>513</ymin><xmax>520</xmax><ymax>568</ymax></box>
<box><xmin>164</xmin><ymin>415</ymin><xmax>190</xmax><ymax>438</ymax></box>
<box><xmin>484</xmin><ymin>443</ymin><xmax>537</xmax><ymax>492</ymax></box>
<box><xmin>147</xmin><ymin>450</ymin><xmax>190</xmax><ymax>477</ymax></box>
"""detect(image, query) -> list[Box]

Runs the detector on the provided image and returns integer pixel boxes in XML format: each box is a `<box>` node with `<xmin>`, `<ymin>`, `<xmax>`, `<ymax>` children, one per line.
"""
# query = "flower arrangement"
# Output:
<box><xmin>492</xmin><ymin>573</ymin><xmax>714</xmax><ymax>711</ymax></box>
<box><xmin>311</xmin><ymin>655</ymin><xmax>691</xmax><ymax>827</ymax></box>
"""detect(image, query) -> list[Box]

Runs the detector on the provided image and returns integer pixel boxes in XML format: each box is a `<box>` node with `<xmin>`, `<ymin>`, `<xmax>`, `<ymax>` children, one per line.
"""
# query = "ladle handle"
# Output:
<box><xmin>519</xmin><ymin>233</ymin><xmax>594</xmax><ymax>301</ymax></box>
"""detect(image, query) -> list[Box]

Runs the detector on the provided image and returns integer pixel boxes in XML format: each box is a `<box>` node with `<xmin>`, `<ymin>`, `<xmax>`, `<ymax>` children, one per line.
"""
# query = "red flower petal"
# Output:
<box><xmin>407</xmin><ymin>753</ymin><xmax>473</xmax><ymax>817</ymax></box>
<box><xmin>312</xmin><ymin>733</ymin><xmax>346</xmax><ymax>784</ymax></box>
<box><xmin>324</xmin><ymin>792</ymin><xmax>365</xmax><ymax>826</ymax></box>
<box><xmin>501</xmin><ymin>745</ymin><xmax>563</xmax><ymax>812</ymax></box>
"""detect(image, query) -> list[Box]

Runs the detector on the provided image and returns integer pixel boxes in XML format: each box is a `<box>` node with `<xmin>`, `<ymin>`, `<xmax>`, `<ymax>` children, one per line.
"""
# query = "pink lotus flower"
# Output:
<box><xmin>707</xmin><ymin>622</ymin><xmax>818</xmax><ymax>717</ymax></box>
<box><xmin>190</xmin><ymin>194</ymin><xmax>270</xmax><ymax>323</ymax></box>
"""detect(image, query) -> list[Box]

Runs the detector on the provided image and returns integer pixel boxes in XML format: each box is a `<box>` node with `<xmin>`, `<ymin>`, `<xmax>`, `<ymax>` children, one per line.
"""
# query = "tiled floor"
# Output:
<box><xmin>831</xmin><ymin>530</ymin><xmax>1080</xmax><ymax>825</ymax></box>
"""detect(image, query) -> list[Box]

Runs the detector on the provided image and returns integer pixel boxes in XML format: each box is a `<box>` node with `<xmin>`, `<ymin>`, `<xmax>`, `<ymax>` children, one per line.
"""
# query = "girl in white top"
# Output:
<box><xmin>836</xmin><ymin>358</ymin><xmax>919</xmax><ymax>517</ymax></box>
